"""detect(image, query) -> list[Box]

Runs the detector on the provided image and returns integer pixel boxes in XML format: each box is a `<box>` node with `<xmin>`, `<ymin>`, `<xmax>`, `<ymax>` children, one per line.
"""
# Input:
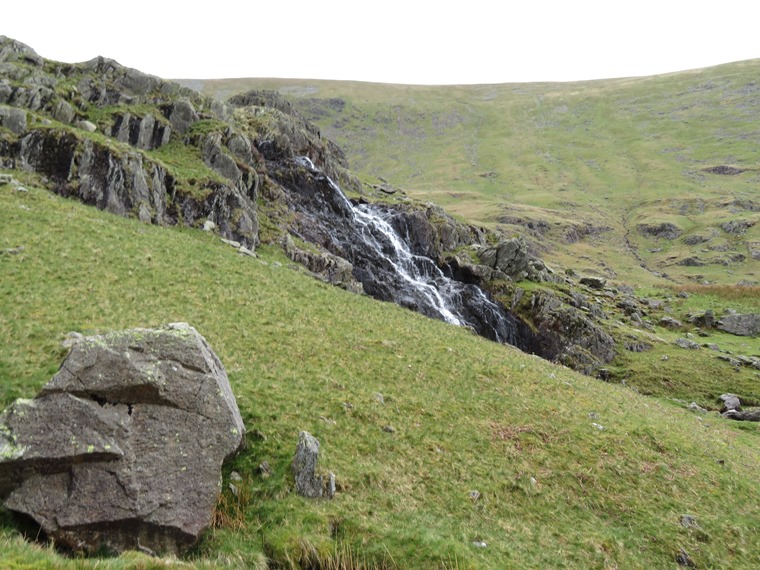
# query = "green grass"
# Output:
<box><xmin>186</xmin><ymin>61</ymin><xmax>760</xmax><ymax>288</ymax></box>
<box><xmin>2</xmin><ymin>176</ymin><xmax>760</xmax><ymax>569</ymax></box>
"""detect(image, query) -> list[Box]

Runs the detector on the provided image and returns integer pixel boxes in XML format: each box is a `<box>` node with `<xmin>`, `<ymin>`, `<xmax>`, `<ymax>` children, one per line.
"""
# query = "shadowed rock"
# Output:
<box><xmin>0</xmin><ymin>323</ymin><xmax>244</xmax><ymax>556</ymax></box>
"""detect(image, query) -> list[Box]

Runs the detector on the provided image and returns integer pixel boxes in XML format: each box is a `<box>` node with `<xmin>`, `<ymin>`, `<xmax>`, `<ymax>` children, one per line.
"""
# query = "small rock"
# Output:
<box><xmin>469</xmin><ymin>490</ymin><xmax>481</xmax><ymax>501</ymax></box>
<box><xmin>659</xmin><ymin>316</ymin><xmax>683</xmax><ymax>329</ymax></box>
<box><xmin>228</xmin><ymin>483</ymin><xmax>239</xmax><ymax>497</ymax></box>
<box><xmin>237</xmin><ymin>245</ymin><xmax>257</xmax><ymax>257</ymax></box>
<box><xmin>230</xmin><ymin>471</ymin><xmax>242</xmax><ymax>482</ymax></box>
<box><xmin>661</xmin><ymin>355</ymin><xmax>669</xmax><ymax>361</ymax></box>
<box><xmin>221</xmin><ymin>238</ymin><xmax>241</xmax><ymax>249</ymax></box>
<box><xmin>382</xmin><ymin>425</ymin><xmax>396</xmax><ymax>433</ymax></box>
<box><xmin>677</xmin><ymin>291</ymin><xmax>689</xmax><ymax>299</ymax></box>
<box><xmin>688</xmin><ymin>402</ymin><xmax>708</xmax><ymax>414</ymax></box>
<box><xmin>258</xmin><ymin>461</ymin><xmax>271</xmax><ymax>478</ymax></box>
<box><xmin>326</xmin><ymin>472</ymin><xmax>336</xmax><ymax>499</ymax></box>
<box><xmin>203</xmin><ymin>220</ymin><xmax>217</xmax><ymax>231</ymax></box>
<box><xmin>674</xmin><ymin>338</ymin><xmax>700</xmax><ymax>350</ymax></box>
<box><xmin>373</xmin><ymin>392</ymin><xmax>385</xmax><ymax>405</ymax></box>
<box><xmin>675</xmin><ymin>547</ymin><xmax>696</xmax><ymax>567</ymax></box>
<box><xmin>591</xmin><ymin>423</ymin><xmax>605</xmax><ymax>431</ymax></box>
<box><xmin>680</xmin><ymin>515</ymin><xmax>699</xmax><ymax>528</ymax></box>
<box><xmin>1</xmin><ymin>246</ymin><xmax>24</xmax><ymax>255</ymax></box>
<box><xmin>588</xmin><ymin>411</ymin><xmax>599</xmax><ymax>419</ymax></box>
<box><xmin>719</xmin><ymin>393</ymin><xmax>741</xmax><ymax>412</ymax></box>
<box><xmin>472</xmin><ymin>540</ymin><xmax>488</xmax><ymax>548</ymax></box>
<box><xmin>74</xmin><ymin>119</ymin><xmax>97</xmax><ymax>132</ymax></box>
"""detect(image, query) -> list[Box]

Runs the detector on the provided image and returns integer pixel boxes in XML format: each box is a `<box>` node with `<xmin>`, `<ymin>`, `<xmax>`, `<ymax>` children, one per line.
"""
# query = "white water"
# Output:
<box><xmin>294</xmin><ymin>156</ymin><xmax>515</xmax><ymax>341</ymax></box>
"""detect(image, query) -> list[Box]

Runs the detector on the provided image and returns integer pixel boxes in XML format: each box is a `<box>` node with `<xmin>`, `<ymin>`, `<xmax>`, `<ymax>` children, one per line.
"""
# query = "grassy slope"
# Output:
<box><xmin>186</xmin><ymin>62</ymin><xmax>760</xmax><ymax>287</ymax></box>
<box><xmin>2</xmin><ymin>178</ymin><xmax>760</xmax><ymax>569</ymax></box>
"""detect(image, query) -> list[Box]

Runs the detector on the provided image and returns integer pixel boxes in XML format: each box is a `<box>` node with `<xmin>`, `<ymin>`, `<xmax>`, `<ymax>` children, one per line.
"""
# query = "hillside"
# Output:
<box><xmin>186</xmin><ymin>64</ymin><xmax>760</xmax><ymax>288</ymax></box>
<box><xmin>1</xmin><ymin>37</ymin><xmax>760</xmax><ymax>569</ymax></box>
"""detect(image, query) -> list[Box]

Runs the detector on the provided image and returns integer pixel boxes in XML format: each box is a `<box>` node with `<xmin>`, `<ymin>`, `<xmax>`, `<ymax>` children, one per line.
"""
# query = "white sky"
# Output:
<box><xmin>4</xmin><ymin>0</ymin><xmax>759</xmax><ymax>85</ymax></box>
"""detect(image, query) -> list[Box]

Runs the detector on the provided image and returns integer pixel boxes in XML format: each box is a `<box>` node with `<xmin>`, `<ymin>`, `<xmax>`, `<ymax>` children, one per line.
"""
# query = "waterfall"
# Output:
<box><xmin>290</xmin><ymin>156</ymin><xmax>517</xmax><ymax>345</ymax></box>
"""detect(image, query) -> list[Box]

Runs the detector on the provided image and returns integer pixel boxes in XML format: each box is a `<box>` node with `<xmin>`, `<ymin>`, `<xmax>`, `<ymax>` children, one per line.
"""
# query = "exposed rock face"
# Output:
<box><xmin>717</xmin><ymin>313</ymin><xmax>760</xmax><ymax>336</ymax></box>
<box><xmin>4</xmin><ymin>127</ymin><xmax>258</xmax><ymax>247</ymax></box>
<box><xmin>478</xmin><ymin>239</ymin><xmax>531</xmax><ymax>280</ymax></box>
<box><xmin>0</xmin><ymin>323</ymin><xmax>244</xmax><ymax>556</ymax></box>
<box><xmin>514</xmin><ymin>289</ymin><xmax>616</xmax><ymax>374</ymax></box>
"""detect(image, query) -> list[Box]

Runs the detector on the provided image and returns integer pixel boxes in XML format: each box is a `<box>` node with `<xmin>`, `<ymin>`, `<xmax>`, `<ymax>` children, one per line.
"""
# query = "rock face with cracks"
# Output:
<box><xmin>0</xmin><ymin>323</ymin><xmax>245</xmax><ymax>556</ymax></box>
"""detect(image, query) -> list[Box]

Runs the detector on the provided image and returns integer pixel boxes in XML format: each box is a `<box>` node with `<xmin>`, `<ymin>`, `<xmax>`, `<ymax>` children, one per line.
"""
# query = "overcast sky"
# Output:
<box><xmin>4</xmin><ymin>1</ymin><xmax>759</xmax><ymax>85</ymax></box>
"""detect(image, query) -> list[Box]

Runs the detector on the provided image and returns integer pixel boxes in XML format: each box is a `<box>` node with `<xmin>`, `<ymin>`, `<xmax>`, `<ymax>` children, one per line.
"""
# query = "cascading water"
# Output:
<box><xmin>289</xmin><ymin>157</ymin><xmax>517</xmax><ymax>345</ymax></box>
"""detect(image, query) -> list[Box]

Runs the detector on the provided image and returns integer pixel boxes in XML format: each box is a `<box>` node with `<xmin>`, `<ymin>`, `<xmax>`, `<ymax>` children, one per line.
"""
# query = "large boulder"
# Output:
<box><xmin>0</xmin><ymin>323</ymin><xmax>244</xmax><ymax>556</ymax></box>
<box><xmin>716</xmin><ymin>313</ymin><xmax>760</xmax><ymax>337</ymax></box>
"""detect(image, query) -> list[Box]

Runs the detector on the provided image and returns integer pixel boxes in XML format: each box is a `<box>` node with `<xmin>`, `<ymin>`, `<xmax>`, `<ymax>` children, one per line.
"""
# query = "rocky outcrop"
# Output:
<box><xmin>513</xmin><ymin>289</ymin><xmax>616</xmax><ymax>374</ymax></box>
<box><xmin>3</xmin><ymin>127</ymin><xmax>258</xmax><ymax>247</ymax></box>
<box><xmin>637</xmin><ymin>222</ymin><xmax>682</xmax><ymax>240</ymax></box>
<box><xmin>283</xmin><ymin>235</ymin><xmax>363</xmax><ymax>292</ymax></box>
<box><xmin>0</xmin><ymin>323</ymin><xmax>245</xmax><ymax>556</ymax></box>
<box><xmin>478</xmin><ymin>239</ymin><xmax>530</xmax><ymax>280</ymax></box>
<box><xmin>717</xmin><ymin>313</ymin><xmax>760</xmax><ymax>337</ymax></box>
<box><xmin>108</xmin><ymin>112</ymin><xmax>171</xmax><ymax>150</ymax></box>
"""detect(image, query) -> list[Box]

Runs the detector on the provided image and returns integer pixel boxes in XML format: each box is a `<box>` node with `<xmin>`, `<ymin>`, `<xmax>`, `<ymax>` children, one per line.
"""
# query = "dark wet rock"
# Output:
<box><xmin>716</xmin><ymin>313</ymin><xmax>760</xmax><ymax>336</ymax></box>
<box><xmin>675</xmin><ymin>548</ymin><xmax>697</xmax><ymax>567</ymax></box>
<box><xmin>0</xmin><ymin>323</ymin><xmax>244</xmax><ymax>556</ymax></box>
<box><xmin>637</xmin><ymin>222</ymin><xmax>682</xmax><ymax>240</ymax></box>
<box><xmin>292</xmin><ymin>431</ymin><xmax>334</xmax><ymax>499</ymax></box>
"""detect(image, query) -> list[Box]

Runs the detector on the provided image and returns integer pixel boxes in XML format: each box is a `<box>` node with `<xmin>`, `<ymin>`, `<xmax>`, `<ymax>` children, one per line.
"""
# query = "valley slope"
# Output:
<box><xmin>187</xmin><ymin>63</ymin><xmax>760</xmax><ymax>288</ymax></box>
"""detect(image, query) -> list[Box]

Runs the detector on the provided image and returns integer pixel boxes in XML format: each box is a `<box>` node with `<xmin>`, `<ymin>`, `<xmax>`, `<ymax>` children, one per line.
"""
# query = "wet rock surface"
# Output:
<box><xmin>0</xmin><ymin>323</ymin><xmax>244</xmax><ymax>556</ymax></box>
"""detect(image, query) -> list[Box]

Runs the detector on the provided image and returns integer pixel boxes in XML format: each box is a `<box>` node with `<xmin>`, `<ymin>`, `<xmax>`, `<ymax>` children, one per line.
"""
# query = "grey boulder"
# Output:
<box><xmin>0</xmin><ymin>323</ymin><xmax>244</xmax><ymax>556</ymax></box>
<box><xmin>716</xmin><ymin>313</ymin><xmax>760</xmax><ymax>337</ymax></box>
